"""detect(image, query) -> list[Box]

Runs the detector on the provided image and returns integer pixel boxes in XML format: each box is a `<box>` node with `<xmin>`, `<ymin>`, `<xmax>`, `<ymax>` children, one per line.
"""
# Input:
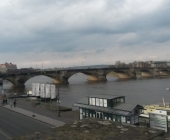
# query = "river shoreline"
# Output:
<box><xmin>2</xmin><ymin>97</ymin><xmax>170</xmax><ymax>139</ymax></box>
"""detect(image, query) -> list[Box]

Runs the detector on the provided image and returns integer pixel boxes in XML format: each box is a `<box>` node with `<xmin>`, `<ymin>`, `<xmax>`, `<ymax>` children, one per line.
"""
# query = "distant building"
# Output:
<box><xmin>129</xmin><ymin>61</ymin><xmax>151</xmax><ymax>68</ymax></box>
<box><xmin>115</xmin><ymin>61</ymin><xmax>128</xmax><ymax>68</ymax></box>
<box><xmin>150</xmin><ymin>61</ymin><xmax>167</xmax><ymax>67</ymax></box>
<box><xmin>0</xmin><ymin>62</ymin><xmax>17</xmax><ymax>69</ymax></box>
<box><xmin>167</xmin><ymin>62</ymin><xmax>170</xmax><ymax>67</ymax></box>
<box><xmin>0</xmin><ymin>62</ymin><xmax>17</xmax><ymax>73</ymax></box>
<box><xmin>74</xmin><ymin>94</ymin><xmax>143</xmax><ymax>124</ymax></box>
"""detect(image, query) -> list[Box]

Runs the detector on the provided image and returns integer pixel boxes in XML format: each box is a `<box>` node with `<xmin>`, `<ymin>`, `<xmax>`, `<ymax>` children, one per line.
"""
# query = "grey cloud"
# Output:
<box><xmin>96</xmin><ymin>49</ymin><xmax>105</xmax><ymax>53</ymax></box>
<box><xmin>0</xmin><ymin>0</ymin><xmax>170</xmax><ymax>68</ymax></box>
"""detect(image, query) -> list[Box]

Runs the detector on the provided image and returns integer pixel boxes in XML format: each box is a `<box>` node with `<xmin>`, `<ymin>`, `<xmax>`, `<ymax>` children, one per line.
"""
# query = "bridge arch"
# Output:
<box><xmin>106</xmin><ymin>69</ymin><xmax>136</xmax><ymax>79</ymax></box>
<box><xmin>67</xmin><ymin>72</ymin><xmax>99</xmax><ymax>82</ymax></box>
<box><xmin>139</xmin><ymin>70</ymin><xmax>153</xmax><ymax>77</ymax></box>
<box><xmin>158</xmin><ymin>69</ymin><xmax>170</xmax><ymax>76</ymax></box>
<box><xmin>4</xmin><ymin>75</ymin><xmax>57</xmax><ymax>87</ymax></box>
<box><xmin>65</xmin><ymin>70</ymin><xmax>109</xmax><ymax>82</ymax></box>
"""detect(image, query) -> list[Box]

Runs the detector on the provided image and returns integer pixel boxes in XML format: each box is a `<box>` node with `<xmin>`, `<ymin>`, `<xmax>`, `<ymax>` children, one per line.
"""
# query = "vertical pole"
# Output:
<box><xmin>58</xmin><ymin>90</ymin><xmax>60</xmax><ymax>117</ymax></box>
<box><xmin>50</xmin><ymin>84</ymin><xmax>51</xmax><ymax>110</ymax></box>
<box><xmin>45</xmin><ymin>83</ymin><xmax>46</xmax><ymax>104</ymax></box>
<box><xmin>56</xmin><ymin>86</ymin><xmax>60</xmax><ymax>117</ymax></box>
<box><xmin>39</xmin><ymin>84</ymin><xmax>41</xmax><ymax>105</ymax></box>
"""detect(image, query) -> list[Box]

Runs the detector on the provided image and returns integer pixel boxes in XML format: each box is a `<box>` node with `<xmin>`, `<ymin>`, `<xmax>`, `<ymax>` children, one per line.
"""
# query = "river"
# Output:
<box><xmin>1</xmin><ymin>74</ymin><xmax>170</xmax><ymax>110</ymax></box>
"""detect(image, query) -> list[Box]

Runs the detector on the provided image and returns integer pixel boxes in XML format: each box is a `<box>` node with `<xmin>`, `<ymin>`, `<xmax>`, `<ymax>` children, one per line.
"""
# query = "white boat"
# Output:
<box><xmin>139</xmin><ymin>99</ymin><xmax>170</xmax><ymax>121</ymax></box>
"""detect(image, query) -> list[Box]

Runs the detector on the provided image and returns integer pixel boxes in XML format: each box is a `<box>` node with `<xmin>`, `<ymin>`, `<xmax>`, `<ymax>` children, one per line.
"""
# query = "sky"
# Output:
<box><xmin>0</xmin><ymin>0</ymin><xmax>170</xmax><ymax>68</ymax></box>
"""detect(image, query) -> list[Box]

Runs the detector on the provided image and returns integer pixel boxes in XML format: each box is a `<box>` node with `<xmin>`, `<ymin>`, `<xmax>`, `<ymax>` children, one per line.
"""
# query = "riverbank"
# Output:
<box><xmin>5</xmin><ymin>98</ymin><xmax>170</xmax><ymax>139</ymax></box>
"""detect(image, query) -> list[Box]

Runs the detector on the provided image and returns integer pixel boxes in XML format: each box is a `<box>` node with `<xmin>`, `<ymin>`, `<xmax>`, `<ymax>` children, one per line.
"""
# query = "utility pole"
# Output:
<box><xmin>56</xmin><ymin>86</ymin><xmax>60</xmax><ymax>117</ymax></box>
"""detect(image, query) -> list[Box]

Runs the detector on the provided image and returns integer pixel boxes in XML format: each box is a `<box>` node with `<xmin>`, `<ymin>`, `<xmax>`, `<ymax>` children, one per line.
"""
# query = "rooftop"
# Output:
<box><xmin>89</xmin><ymin>94</ymin><xmax>125</xmax><ymax>99</ymax></box>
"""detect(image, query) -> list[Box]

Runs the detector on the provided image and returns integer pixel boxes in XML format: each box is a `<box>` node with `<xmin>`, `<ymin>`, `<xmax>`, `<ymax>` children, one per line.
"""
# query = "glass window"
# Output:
<box><xmin>89</xmin><ymin>98</ymin><xmax>92</xmax><ymax>105</ymax></box>
<box><xmin>96</xmin><ymin>98</ymin><xmax>99</xmax><ymax>106</ymax></box>
<box><xmin>113</xmin><ymin>115</ymin><xmax>116</xmax><ymax>121</ymax></box>
<box><xmin>120</xmin><ymin>98</ymin><xmax>124</xmax><ymax>102</ymax></box>
<box><xmin>104</xmin><ymin>99</ymin><xmax>107</xmax><ymax>107</ymax></box>
<box><xmin>92</xmin><ymin>98</ymin><xmax>95</xmax><ymax>105</ymax></box>
<box><xmin>100</xmin><ymin>99</ymin><xmax>103</xmax><ymax>107</ymax></box>
<box><xmin>117</xmin><ymin>115</ymin><xmax>121</xmax><ymax>122</ymax></box>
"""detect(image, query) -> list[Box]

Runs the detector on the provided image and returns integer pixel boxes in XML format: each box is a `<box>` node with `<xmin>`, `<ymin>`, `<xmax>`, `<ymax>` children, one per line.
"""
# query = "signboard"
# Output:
<box><xmin>149</xmin><ymin>113</ymin><xmax>168</xmax><ymax>132</ymax></box>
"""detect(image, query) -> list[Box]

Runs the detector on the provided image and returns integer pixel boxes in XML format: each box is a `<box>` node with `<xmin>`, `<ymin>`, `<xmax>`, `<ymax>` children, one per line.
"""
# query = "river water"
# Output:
<box><xmin>1</xmin><ymin>74</ymin><xmax>170</xmax><ymax>110</ymax></box>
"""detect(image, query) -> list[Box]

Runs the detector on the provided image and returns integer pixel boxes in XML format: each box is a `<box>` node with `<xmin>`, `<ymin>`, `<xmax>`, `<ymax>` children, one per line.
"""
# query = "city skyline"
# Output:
<box><xmin>0</xmin><ymin>0</ymin><xmax>170</xmax><ymax>68</ymax></box>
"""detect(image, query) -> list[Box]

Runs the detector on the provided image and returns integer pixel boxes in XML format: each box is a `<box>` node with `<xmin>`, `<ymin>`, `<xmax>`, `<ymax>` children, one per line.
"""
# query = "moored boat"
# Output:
<box><xmin>139</xmin><ymin>98</ymin><xmax>170</xmax><ymax>121</ymax></box>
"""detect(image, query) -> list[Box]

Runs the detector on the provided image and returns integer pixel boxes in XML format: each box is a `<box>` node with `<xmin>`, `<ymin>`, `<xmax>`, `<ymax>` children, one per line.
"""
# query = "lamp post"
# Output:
<box><xmin>45</xmin><ymin>82</ymin><xmax>47</xmax><ymax>104</ymax></box>
<box><xmin>55</xmin><ymin>86</ymin><xmax>60</xmax><ymax>117</ymax></box>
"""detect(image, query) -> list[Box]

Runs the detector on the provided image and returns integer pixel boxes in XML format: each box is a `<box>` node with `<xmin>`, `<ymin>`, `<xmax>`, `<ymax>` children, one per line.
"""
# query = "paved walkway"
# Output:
<box><xmin>2</xmin><ymin>104</ymin><xmax>65</xmax><ymax>127</ymax></box>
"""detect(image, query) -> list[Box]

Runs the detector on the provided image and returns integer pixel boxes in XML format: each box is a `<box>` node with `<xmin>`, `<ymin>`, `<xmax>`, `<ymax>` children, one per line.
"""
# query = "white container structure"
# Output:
<box><xmin>45</xmin><ymin>84</ymin><xmax>51</xmax><ymax>98</ymax></box>
<box><xmin>32</xmin><ymin>83</ymin><xmax>36</xmax><ymax>96</ymax></box>
<box><xmin>31</xmin><ymin>83</ymin><xmax>57</xmax><ymax>99</ymax></box>
<box><xmin>50</xmin><ymin>85</ymin><xmax>56</xmax><ymax>99</ymax></box>
<box><xmin>40</xmin><ymin>84</ymin><xmax>45</xmax><ymax>98</ymax></box>
<box><xmin>35</xmin><ymin>83</ymin><xmax>40</xmax><ymax>96</ymax></box>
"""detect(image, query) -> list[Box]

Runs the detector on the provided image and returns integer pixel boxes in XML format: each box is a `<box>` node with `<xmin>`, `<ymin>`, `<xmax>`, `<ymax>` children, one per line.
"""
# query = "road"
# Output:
<box><xmin>0</xmin><ymin>107</ymin><xmax>51</xmax><ymax>140</ymax></box>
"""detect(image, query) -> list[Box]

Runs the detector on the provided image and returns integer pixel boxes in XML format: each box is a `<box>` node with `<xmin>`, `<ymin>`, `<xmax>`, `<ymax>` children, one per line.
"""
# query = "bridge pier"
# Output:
<box><xmin>86</xmin><ymin>70</ymin><xmax>107</xmax><ymax>82</ymax></box>
<box><xmin>141</xmin><ymin>72</ymin><xmax>153</xmax><ymax>77</ymax></box>
<box><xmin>59</xmin><ymin>77</ymin><xmax>69</xmax><ymax>84</ymax></box>
<box><xmin>159</xmin><ymin>70</ymin><xmax>170</xmax><ymax>76</ymax></box>
<box><xmin>97</xmin><ymin>75</ymin><xmax>107</xmax><ymax>81</ymax></box>
<box><xmin>14</xmin><ymin>78</ymin><xmax>26</xmax><ymax>87</ymax></box>
<box><xmin>140</xmin><ymin>69</ymin><xmax>162</xmax><ymax>77</ymax></box>
<box><xmin>116</xmin><ymin>69</ymin><xmax>136</xmax><ymax>79</ymax></box>
<box><xmin>5</xmin><ymin>76</ymin><xmax>27</xmax><ymax>88</ymax></box>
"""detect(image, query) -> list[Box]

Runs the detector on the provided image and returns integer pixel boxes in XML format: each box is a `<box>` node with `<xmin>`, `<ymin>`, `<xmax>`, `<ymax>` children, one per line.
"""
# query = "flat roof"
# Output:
<box><xmin>113</xmin><ymin>103</ymin><xmax>139</xmax><ymax>111</ymax></box>
<box><xmin>76</xmin><ymin>97</ymin><xmax>88</xmax><ymax>105</ymax></box>
<box><xmin>89</xmin><ymin>94</ymin><xmax>125</xmax><ymax>100</ymax></box>
<box><xmin>76</xmin><ymin>95</ymin><xmax>125</xmax><ymax>105</ymax></box>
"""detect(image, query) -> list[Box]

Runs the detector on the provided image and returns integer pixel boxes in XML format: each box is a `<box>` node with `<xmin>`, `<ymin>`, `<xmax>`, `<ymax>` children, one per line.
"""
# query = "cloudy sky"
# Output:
<box><xmin>0</xmin><ymin>0</ymin><xmax>170</xmax><ymax>68</ymax></box>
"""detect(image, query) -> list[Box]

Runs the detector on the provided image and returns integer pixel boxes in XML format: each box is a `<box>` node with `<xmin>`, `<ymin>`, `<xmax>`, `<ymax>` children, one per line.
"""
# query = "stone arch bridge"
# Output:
<box><xmin>0</xmin><ymin>67</ymin><xmax>170</xmax><ymax>87</ymax></box>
